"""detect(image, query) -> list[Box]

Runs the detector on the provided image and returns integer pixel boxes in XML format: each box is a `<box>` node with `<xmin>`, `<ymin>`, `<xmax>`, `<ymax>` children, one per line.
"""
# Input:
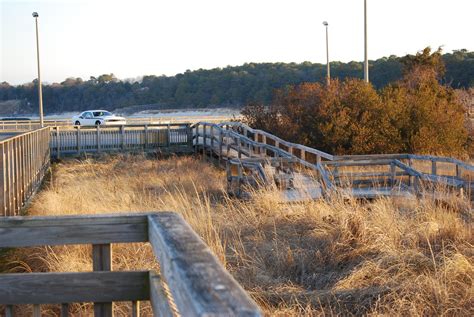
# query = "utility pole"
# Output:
<box><xmin>32</xmin><ymin>12</ymin><xmax>44</xmax><ymax>127</ymax></box>
<box><xmin>323</xmin><ymin>21</ymin><xmax>330</xmax><ymax>86</ymax></box>
<box><xmin>363</xmin><ymin>0</ymin><xmax>369</xmax><ymax>83</ymax></box>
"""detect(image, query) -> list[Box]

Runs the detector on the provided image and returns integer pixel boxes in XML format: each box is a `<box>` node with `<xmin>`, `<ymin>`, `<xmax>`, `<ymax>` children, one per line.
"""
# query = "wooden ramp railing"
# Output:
<box><xmin>0</xmin><ymin>212</ymin><xmax>261</xmax><ymax>317</ymax></box>
<box><xmin>194</xmin><ymin>121</ymin><xmax>474</xmax><ymax>200</ymax></box>
<box><xmin>0</xmin><ymin>128</ymin><xmax>50</xmax><ymax>216</ymax></box>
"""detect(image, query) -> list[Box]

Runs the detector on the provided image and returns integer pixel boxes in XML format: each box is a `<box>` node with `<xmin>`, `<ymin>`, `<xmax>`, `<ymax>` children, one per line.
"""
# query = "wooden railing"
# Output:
<box><xmin>0</xmin><ymin>212</ymin><xmax>261</xmax><ymax>317</ymax></box>
<box><xmin>196</xmin><ymin>121</ymin><xmax>473</xmax><ymax>199</ymax></box>
<box><xmin>50</xmin><ymin>124</ymin><xmax>193</xmax><ymax>157</ymax></box>
<box><xmin>0</xmin><ymin>128</ymin><xmax>50</xmax><ymax>216</ymax></box>
<box><xmin>0</xmin><ymin>116</ymin><xmax>241</xmax><ymax>131</ymax></box>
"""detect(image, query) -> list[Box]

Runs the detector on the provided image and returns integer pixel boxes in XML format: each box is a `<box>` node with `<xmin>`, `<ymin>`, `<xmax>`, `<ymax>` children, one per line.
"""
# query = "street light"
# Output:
<box><xmin>32</xmin><ymin>12</ymin><xmax>44</xmax><ymax>127</ymax></box>
<box><xmin>363</xmin><ymin>0</ymin><xmax>369</xmax><ymax>83</ymax></box>
<box><xmin>323</xmin><ymin>21</ymin><xmax>330</xmax><ymax>86</ymax></box>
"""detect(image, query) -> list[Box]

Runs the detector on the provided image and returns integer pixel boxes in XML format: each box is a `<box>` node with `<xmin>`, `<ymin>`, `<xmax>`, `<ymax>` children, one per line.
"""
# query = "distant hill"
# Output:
<box><xmin>0</xmin><ymin>49</ymin><xmax>472</xmax><ymax>115</ymax></box>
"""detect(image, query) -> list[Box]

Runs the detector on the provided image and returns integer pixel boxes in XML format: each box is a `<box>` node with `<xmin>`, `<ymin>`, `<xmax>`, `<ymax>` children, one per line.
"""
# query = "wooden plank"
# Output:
<box><xmin>0</xmin><ymin>213</ymin><xmax>149</xmax><ymax>247</ymax></box>
<box><xmin>77</xmin><ymin>126</ymin><xmax>81</xmax><ymax>155</ymax></box>
<box><xmin>0</xmin><ymin>144</ymin><xmax>5</xmax><ymax>216</ymax></box>
<box><xmin>61</xmin><ymin>303</ymin><xmax>69</xmax><ymax>317</ymax></box>
<box><xmin>132</xmin><ymin>301</ymin><xmax>140</xmax><ymax>317</ymax></box>
<box><xmin>33</xmin><ymin>304</ymin><xmax>40</xmax><ymax>317</ymax></box>
<box><xmin>0</xmin><ymin>271</ymin><xmax>149</xmax><ymax>304</ymax></box>
<box><xmin>93</xmin><ymin>244</ymin><xmax>113</xmax><ymax>317</ymax></box>
<box><xmin>149</xmin><ymin>272</ymin><xmax>174</xmax><ymax>317</ymax></box>
<box><xmin>148</xmin><ymin>213</ymin><xmax>261</xmax><ymax>316</ymax></box>
<box><xmin>5</xmin><ymin>305</ymin><xmax>13</xmax><ymax>317</ymax></box>
<box><xmin>324</xmin><ymin>159</ymin><xmax>393</xmax><ymax>167</ymax></box>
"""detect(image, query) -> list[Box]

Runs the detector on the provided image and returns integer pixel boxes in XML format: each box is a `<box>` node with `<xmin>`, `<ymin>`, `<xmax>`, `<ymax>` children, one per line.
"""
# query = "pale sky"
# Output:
<box><xmin>1</xmin><ymin>0</ymin><xmax>473</xmax><ymax>85</ymax></box>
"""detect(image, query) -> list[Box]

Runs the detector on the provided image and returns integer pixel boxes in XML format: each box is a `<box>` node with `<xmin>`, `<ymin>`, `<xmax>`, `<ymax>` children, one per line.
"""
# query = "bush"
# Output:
<box><xmin>242</xmin><ymin>48</ymin><xmax>469</xmax><ymax>157</ymax></box>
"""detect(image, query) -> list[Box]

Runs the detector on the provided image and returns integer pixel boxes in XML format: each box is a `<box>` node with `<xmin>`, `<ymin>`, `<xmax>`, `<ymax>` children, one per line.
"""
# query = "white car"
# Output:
<box><xmin>72</xmin><ymin>110</ymin><xmax>126</xmax><ymax>126</ymax></box>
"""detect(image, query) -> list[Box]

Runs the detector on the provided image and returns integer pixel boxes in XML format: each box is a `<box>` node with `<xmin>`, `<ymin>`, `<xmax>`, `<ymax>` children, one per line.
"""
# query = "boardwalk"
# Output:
<box><xmin>194</xmin><ymin>121</ymin><xmax>473</xmax><ymax>202</ymax></box>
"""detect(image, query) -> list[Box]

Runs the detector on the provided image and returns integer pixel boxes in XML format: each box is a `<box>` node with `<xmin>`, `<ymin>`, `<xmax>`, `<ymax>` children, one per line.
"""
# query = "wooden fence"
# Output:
<box><xmin>0</xmin><ymin>116</ymin><xmax>240</xmax><ymax>131</ymax></box>
<box><xmin>0</xmin><ymin>212</ymin><xmax>261</xmax><ymax>317</ymax></box>
<box><xmin>50</xmin><ymin>124</ymin><xmax>193</xmax><ymax>157</ymax></box>
<box><xmin>0</xmin><ymin>127</ymin><xmax>50</xmax><ymax>216</ymax></box>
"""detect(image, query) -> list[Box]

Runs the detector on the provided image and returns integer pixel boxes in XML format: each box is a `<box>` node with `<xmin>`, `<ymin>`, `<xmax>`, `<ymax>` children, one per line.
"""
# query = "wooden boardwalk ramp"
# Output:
<box><xmin>193</xmin><ymin>122</ymin><xmax>474</xmax><ymax>202</ymax></box>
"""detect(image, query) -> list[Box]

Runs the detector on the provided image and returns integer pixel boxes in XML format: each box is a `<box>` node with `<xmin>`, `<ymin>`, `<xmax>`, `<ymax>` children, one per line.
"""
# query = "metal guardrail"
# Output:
<box><xmin>0</xmin><ymin>212</ymin><xmax>261</xmax><ymax>317</ymax></box>
<box><xmin>0</xmin><ymin>127</ymin><xmax>50</xmax><ymax>216</ymax></box>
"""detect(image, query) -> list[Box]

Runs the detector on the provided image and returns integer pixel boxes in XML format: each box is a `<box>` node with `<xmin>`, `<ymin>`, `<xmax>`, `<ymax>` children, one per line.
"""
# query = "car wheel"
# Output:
<box><xmin>95</xmin><ymin>120</ymin><xmax>102</xmax><ymax>126</ymax></box>
<box><xmin>75</xmin><ymin>121</ymin><xmax>81</xmax><ymax>126</ymax></box>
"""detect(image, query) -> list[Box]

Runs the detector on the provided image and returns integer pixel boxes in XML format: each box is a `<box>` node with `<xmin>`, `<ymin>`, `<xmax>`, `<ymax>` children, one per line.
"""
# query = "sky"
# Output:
<box><xmin>1</xmin><ymin>0</ymin><xmax>473</xmax><ymax>85</ymax></box>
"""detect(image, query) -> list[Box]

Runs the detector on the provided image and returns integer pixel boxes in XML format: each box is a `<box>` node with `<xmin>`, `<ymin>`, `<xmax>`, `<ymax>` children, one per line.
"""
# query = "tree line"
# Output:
<box><xmin>242</xmin><ymin>48</ymin><xmax>471</xmax><ymax>157</ymax></box>
<box><xmin>0</xmin><ymin>49</ymin><xmax>472</xmax><ymax>114</ymax></box>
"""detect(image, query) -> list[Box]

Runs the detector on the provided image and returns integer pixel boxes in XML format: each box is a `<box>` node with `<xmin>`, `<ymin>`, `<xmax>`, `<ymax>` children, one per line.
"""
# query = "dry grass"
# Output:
<box><xmin>1</xmin><ymin>154</ymin><xmax>473</xmax><ymax>316</ymax></box>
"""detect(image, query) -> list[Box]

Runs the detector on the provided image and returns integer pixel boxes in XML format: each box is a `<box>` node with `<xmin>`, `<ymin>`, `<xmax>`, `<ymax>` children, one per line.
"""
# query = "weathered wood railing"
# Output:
<box><xmin>0</xmin><ymin>212</ymin><xmax>261</xmax><ymax>317</ymax></box>
<box><xmin>197</xmin><ymin>121</ymin><xmax>473</xmax><ymax>199</ymax></box>
<box><xmin>0</xmin><ymin>116</ymin><xmax>241</xmax><ymax>131</ymax></box>
<box><xmin>193</xmin><ymin>122</ymin><xmax>294</xmax><ymax>160</ymax></box>
<box><xmin>0</xmin><ymin>128</ymin><xmax>50</xmax><ymax>216</ymax></box>
<box><xmin>50</xmin><ymin>124</ymin><xmax>193</xmax><ymax>157</ymax></box>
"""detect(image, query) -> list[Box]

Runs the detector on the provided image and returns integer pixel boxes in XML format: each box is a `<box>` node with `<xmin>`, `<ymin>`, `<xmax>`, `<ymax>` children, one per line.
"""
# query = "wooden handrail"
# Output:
<box><xmin>0</xmin><ymin>212</ymin><xmax>261</xmax><ymax>317</ymax></box>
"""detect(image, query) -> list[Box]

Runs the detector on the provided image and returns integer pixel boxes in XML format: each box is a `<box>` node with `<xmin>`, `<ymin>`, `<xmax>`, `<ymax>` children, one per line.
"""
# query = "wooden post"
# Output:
<box><xmin>456</xmin><ymin>164</ymin><xmax>462</xmax><ymax>179</ymax></box>
<box><xmin>144</xmin><ymin>125</ymin><xmax>149</xmax><ymax>150</ymax></box>
<box><xmin>77</xmin><ymin>126</ymin><xmax>81</xmax><ymax>155</ymax></box>
<box><xmin>93</xmin><ymin>244</ymin><xmax>113</xmax><ymax>317</ymax></box>
<box><xmin>5</xmin><ymin>305</ymin><xmax>13</xmax><ymax>317</ymax></box>
<box><xmin>33</xmin><ymin>304</ymin><xmax>41</xmax><ymax>317</ymax></box>
<box><xmin>121</xmin><ymin>125</ymin><xmax>125</xmax><ymax>150</ymax></box>
<box><xmin>210</xmin><ymin>125</ymin><xmax>214</xmax><ymax>159</ymax></box>
<box><xmin>390</xmin><ymin>162</ymin><xmax>396</xmax><ymax>187</ymax></box>
<box><xmin>202</xmin><ymin>125</ymin><xmax>207</xmax><ymax>161</ymax></box>
<box><xmin>0</xmin><ymin>144</ymin><xmax>5</xmax><ymax>217</ymax></box>
<box><xmin>166</xmin><ymin>124</ymin><xmax>170</xmax><ymax>148</ymax></box>
<box><xmin>13</xmin><ymin>139</ymin><xmax>18</xmax><ymax>215</ymax></box>
<box><xmin>301</xmin><ymin>149</ymin><xmax>306</xmax><ymax>161</ymax></box>
<box><xmin>237</xmin><ymin>163</ymin><xmax>242</xmax><ymax>197</ymax></box>
<box><xmin>132</xmin><ymin>301</ymin><xmax>140</xmax><ymax>317</ymax></box>
<box><xmin>218</xmin><ymin>130</ymin><xmax>223</xmax><ymax>167</ymax></box>
<box><xmin>431</xmin><ymin>160</ymin><xmax>437</xmax><ymax>175</ymax></box>
<box><xmin>238</xmin><ymin>137</ymin><xmax>242</xmax><ymax>159</ymax></box>
<box><xmin>56</xmin><ymin>127</ymin><xmax>60</xmax><ymax>159</ymax></box>
<box><xmin>316</xmin><ymin>155</ymin><xmax>321</xmax><ymax>165</ymax></box>
<box><xmin>96</xmin><ymin>126</ymin><xmax>101</xmax><ymax>153</ymax></box>
<box><xmin>61</xmin><ymin>303</ymin><xmax>69</xmax><ymax>317</ymax></box>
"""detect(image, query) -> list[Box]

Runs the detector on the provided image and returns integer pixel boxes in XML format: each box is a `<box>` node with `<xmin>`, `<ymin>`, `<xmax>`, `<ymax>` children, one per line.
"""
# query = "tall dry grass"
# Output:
<box><xmin>1</xmin><ymin>154</ymin><xmax>473</xmax><ymax>316</ymax></box>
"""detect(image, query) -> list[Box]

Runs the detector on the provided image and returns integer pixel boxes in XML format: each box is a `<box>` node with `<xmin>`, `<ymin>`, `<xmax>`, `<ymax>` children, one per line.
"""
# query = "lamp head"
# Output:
<box><xmin>32</xmin><ymin>12</ymin><xmax>39</xmax><ymax>18</ymax></box>
<box><xmin>323</xmin><ymin>21</ymin><xmax>328</xmax><ymax>26</ymax></box>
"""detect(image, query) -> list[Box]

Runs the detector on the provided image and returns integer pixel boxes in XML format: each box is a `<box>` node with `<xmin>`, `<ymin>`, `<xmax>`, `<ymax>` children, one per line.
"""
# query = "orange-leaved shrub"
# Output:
<box><xmin>242</xmin><ymin>48</ymin><xmax>469</xmax><ymax>157</ymax></box>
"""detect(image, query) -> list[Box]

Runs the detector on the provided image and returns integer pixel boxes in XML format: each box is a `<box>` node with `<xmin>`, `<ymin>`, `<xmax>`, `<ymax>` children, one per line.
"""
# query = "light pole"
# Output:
<box><xmin>323</xmin><ymin>21</ymin><xmax>330</xmax><ymax>86</ymax></box>
<box><xmin>32</xmin><ymin>12</ymin><xmax>44</xmax><ymax>127</ymax></box>
<box><xmin>363</xmin><ymin>0</ymin><xmax>369</xmax><ymax>83</ymax></box>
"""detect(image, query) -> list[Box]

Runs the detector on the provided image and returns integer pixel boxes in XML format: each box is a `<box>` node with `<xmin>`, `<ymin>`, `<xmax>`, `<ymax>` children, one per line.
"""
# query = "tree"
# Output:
<box><xmin>243</xmin><ymin>48</ymin><xmax>469</xmax><ymax>157</ymax></box>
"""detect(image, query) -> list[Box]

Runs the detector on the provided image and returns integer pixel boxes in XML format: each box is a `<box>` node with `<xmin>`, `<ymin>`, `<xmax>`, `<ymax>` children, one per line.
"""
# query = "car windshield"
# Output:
<box><xmin>93</xmin><ymin>111</ymin><xmax>112</xmax><ymax>117</ymax></box>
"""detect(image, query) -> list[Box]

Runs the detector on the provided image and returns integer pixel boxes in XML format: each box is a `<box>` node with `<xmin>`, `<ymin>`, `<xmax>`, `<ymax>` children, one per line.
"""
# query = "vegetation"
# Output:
<box><xmin>243</xmin><ymin>48</ymin><xmax>470</xmax><ymax>157</ymax></box>
<box><xmin>0</xmin><ymin>50</ymin><xmax>472</xmax><ymax>115</ymax></box>
<box><xmin>1</xmin><ymin>155</ymin><xmax>472</xmax><ymax>316</ymax></box>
